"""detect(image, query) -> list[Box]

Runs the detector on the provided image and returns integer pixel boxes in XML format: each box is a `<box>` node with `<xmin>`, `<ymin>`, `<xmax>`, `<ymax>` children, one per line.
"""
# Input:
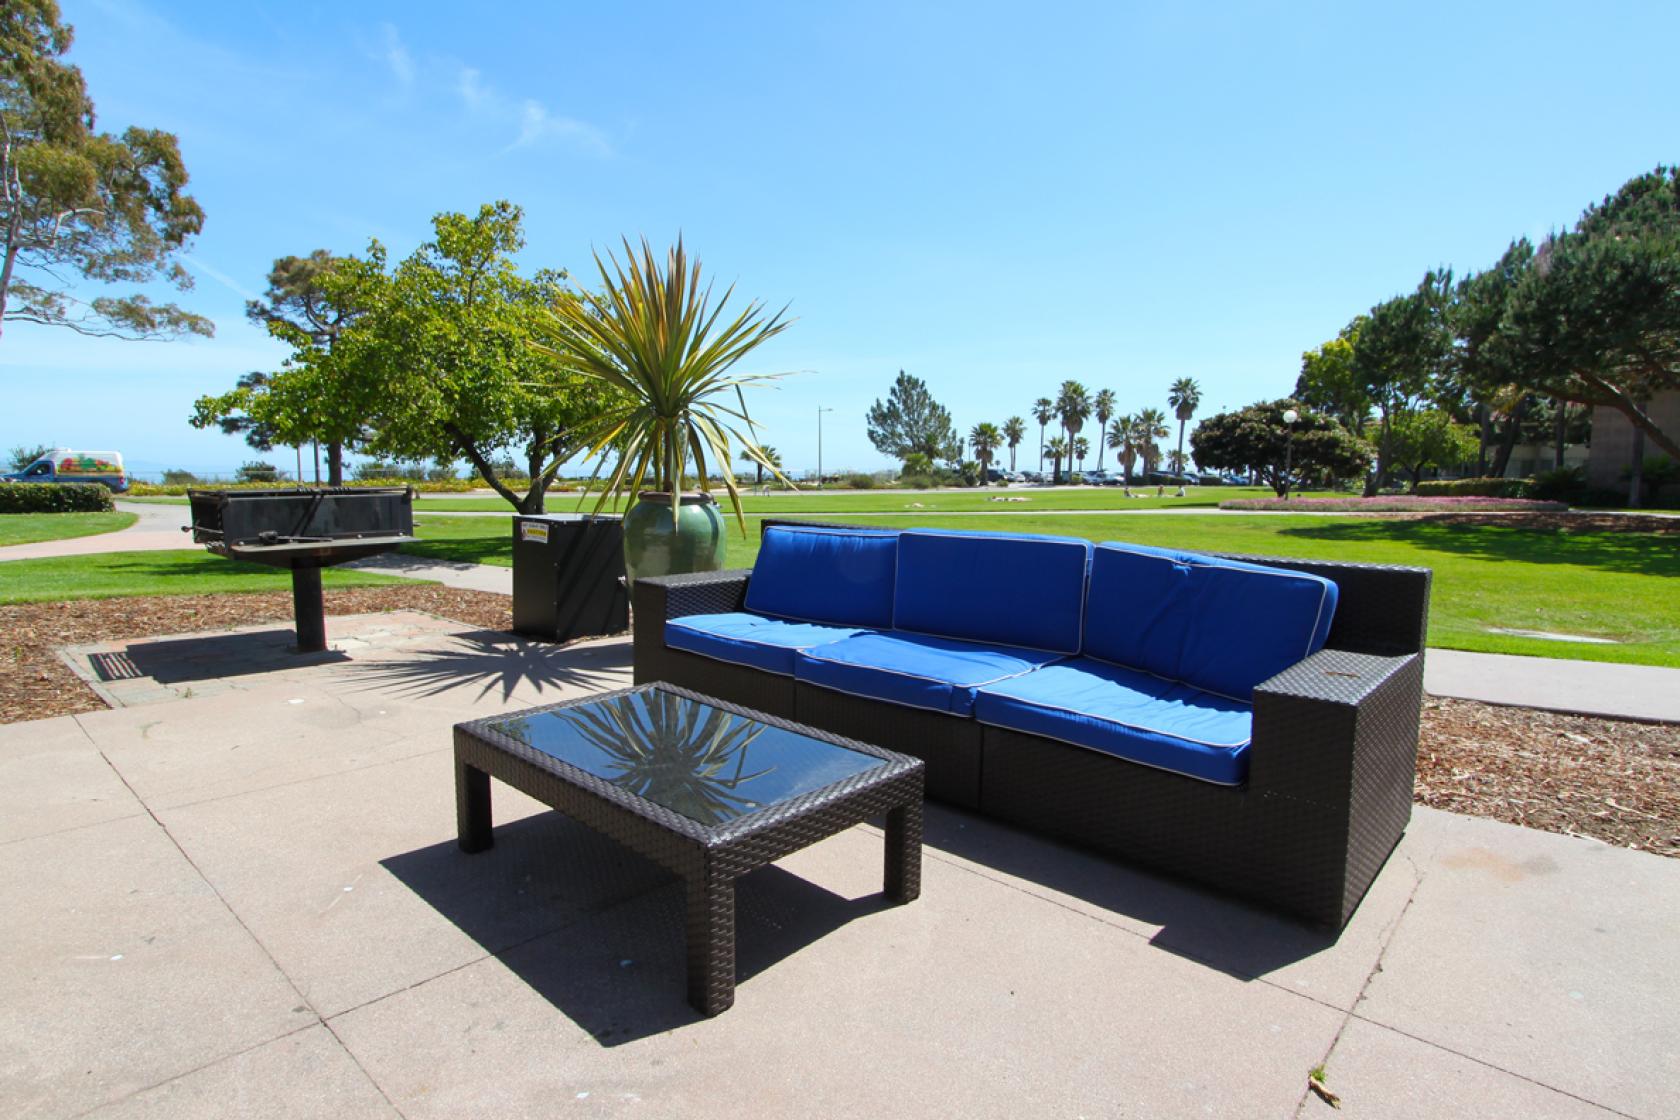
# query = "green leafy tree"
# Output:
<box><xmin>1044</xmin><ymin>435</ymin><xmax>1068</xmax><ymax>485</ymax></box>
<box><xmin>1447</xmin><ymin>240</ymin><xmax>1534</xmax><ymax>475</ymax></box>
<box><xmin>1002</xmin><ymin>415</ymin><xmax>1026</xmax><ymax>471</ymax></box>
<box><xmin>8</xmin><ymin>442</ymin><xmax>48</xmax><ymax>470</ymax></box>
<box><xmin>1352</xmin><ymin>272</ymin><xmax>1453</xmax><ymax>494</ymax></box>
<box><xmin>0</xmin><ymin>1</ymin><xmax>210</xmax><ymax>343</ymax></box>
<box><xmin>1376</xmin><ymin>409</ymin><xmax>1478</xmax><ymax>491</ymax></box>
<box><xmin>1295</xmin><ymin>322</ymin><xmax>1371</xmax><ymax>435</ymax></box>
<box><xmin>968</xmin><ymin>422</ymin><xmax>1002</xmax><ymax>485</ymax></box>
<box><xmin>1031</xmin><ymin>397</ymin><xmax>1054</xmax><ymax>471</ymax></box>
<box><xmin>865</xmin><ymin>370</ymin><xmax>959</xmax><ymax>466</ymax></box>
<box><xmin>1499</xmin><ymin>169</ymin><xmax>1680</xmax><ymax>482</ymax></box>
<box><xmin>1092</xmin><ymin>388</ymin><xmax>1116</xmax><ymax>471</ymax></box>
<box><xmin>245</xmin><ymin>251</ymin><xmax>365</xmax><ymax>484</ymax></box>
<box><xmin>1191</xmin><ymin>400</ymin><xmax>1372</xmax><ymax>497</ymax></box>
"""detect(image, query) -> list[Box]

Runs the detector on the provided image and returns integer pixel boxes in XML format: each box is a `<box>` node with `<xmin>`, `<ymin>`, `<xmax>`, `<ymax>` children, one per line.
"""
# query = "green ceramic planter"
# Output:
<box><xmin>622</xmin><ymin>491</ymin><xmax>727</xmax><ymax>584</ymax></box>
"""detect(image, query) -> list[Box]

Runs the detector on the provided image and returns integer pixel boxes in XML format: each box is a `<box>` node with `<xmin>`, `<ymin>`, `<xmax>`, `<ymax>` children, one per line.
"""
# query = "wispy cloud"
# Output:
<box><xmin>182</xmin><ymin>255</ymin><xmax>258</xmax><ymax>303</ymax></box>
<box><xmin>380</xmin><ymin>23</ymin><xmax>415</xmax><ymax>86</ymax></box>
<box><xmin>454</xmin><ymin>67</ymin><xmax>611</xmax><ymax>157</ymax></box>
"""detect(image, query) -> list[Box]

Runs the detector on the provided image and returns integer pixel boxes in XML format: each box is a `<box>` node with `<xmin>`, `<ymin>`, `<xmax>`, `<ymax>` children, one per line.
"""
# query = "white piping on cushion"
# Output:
<box><xmin>974</xmin><ymin>669</ymin><xmax>1252</xmax><ymax>749</ymax></box>
<box><xmin>666</xmin><ymin>618</ymin><xmax>859</xmax><ymax>677</ymax></box>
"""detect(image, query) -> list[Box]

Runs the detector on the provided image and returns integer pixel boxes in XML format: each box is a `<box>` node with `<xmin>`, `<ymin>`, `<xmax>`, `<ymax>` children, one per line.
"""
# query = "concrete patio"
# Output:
<box><xmin>2</xmin><ymin>615</ymin><xmax>1674</xmax><ymax>1119</ymax></box>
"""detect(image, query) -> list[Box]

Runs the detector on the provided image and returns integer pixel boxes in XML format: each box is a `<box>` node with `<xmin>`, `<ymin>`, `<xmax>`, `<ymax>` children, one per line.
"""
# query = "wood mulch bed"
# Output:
<box><xmin>3</xmin><ymin>590</ymin><xmax>1676</xmax><ymax>859</ymax></box>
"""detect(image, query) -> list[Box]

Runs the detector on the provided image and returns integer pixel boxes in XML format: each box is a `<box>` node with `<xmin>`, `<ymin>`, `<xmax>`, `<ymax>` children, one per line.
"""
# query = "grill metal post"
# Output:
<box><xmin>291</xmin><ymin>567</ymin><xmax>327</xmax><ymax>653</ymax></box>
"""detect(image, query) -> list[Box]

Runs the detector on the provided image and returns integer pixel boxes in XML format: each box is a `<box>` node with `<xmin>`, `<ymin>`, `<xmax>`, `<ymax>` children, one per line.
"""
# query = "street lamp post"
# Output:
<box><xmin>816</xmin><ymin>406</ymin><xmax>833</xmax><ymax>490</ymax></box>
<box><xmin>1281</xmin><ymin>408</ymin><xmax>1299</xmax><ymax>500</ymax></box>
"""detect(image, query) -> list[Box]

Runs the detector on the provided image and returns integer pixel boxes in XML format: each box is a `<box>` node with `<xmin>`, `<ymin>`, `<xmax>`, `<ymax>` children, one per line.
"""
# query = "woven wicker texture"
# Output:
<box><xmin>454</xmin><ymin>683</ymin><xmax>924</xmax><ymax>1015</ymax></box>
<box><xmin>631</xmin><ymin>525</ymin><xmax>1430</xmax><ymax>930</ymax></box>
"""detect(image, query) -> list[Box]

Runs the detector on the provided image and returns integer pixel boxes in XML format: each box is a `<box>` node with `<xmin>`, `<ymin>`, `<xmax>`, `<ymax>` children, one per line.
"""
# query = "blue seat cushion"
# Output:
<box><xmin>974</xmin><ymin>658</ymin><xmax>1254</xmax><ymax>786</ymax></box>
<box><xmin>893</xmin><ymin>529</ymin><xmax>1092</xmax><ymax>654</ymax></box>
<box><xmin>666</xmin><ymin>613</ymin><xmax>864</xmax><ymax>676</ymax></box>
<box><xmin>1085</xmin><ymin>542</ymin><xmax>1338</xmax><ymax>700</ymax></box>
<box><xmin>794</xmin><ymin>631</ymin><xmax>1063</xmax><ymax>716</ymax></box>
<box><xmin>744</xmin><ymin>525</ymin><xmax>898</xmax><ymax>629</ymax></box>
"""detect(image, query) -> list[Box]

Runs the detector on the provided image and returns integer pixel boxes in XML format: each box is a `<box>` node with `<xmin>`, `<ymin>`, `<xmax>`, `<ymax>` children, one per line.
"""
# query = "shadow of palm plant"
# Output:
<box><xmin>339</xmin><ymin>630</ymin><xmax>630</xmax><ymax>702</ymax></box>
<box><xmin>504</xmin><ymin>691</ymin><xmax>776</xmax><ymax>825</ymax></box>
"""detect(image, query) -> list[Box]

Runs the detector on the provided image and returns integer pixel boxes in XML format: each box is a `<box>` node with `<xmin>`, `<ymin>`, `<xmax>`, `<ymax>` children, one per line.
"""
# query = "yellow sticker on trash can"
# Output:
<box><xmin>520</xmin><ymin>522</ymin><xmax>550</xmax><ymax>543</ymax></box>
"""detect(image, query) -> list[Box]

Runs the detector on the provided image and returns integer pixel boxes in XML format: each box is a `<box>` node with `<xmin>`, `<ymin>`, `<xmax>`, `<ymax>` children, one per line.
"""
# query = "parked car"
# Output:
<box><xmin>2</xmin><ymin>448</ymin><xmax>129</xmax><ymax>492</ymax></box>
<box><xmin>1082</xmin><ymin>470</ymin><xmax>1110</xmax><ymax>486</ymax></box>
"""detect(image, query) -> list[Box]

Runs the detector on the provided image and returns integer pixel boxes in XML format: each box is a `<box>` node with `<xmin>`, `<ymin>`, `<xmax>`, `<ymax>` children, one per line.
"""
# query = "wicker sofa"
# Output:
<box><xmin>632</xmin><ymin>519</ymin><xmax>1430</xmax><ymax>930</ymax></box>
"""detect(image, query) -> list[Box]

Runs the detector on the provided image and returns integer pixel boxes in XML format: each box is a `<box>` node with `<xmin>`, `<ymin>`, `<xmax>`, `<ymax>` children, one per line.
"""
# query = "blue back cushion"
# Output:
<box><xmin>1083</xmin><ymin>543</ymin><xmax>1194</xmax><ymax>680</ymax></box>
<box><xmin>745</xmin><ymin>526</ymin><xmax>898</xmax><ymax>628</ymax></box>
<box><xmin>894</xmin><ymin>530</ymin><xmax>1091</xmax><ymax>653</ymax></box>
<box><xmin>1086</xmin><ymin>543</ymin><xmax>1338</xmax><ymax>699</ymax></box>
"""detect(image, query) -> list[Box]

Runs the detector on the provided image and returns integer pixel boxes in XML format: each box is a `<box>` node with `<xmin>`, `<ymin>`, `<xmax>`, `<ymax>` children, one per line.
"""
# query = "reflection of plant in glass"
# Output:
<box><xmin>562</xmin><ymin>692</ymin><xmax>774</xmax><ymax>825</ymax></box>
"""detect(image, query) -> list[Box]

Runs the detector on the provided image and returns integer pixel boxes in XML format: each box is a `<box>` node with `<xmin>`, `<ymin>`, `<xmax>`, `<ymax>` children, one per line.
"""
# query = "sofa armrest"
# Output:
<box><xmin>631</xmin><ymin>570</ymin><xmax>752</xmax><ymax>683</ymax></box>
<box><xmin>1247</xmin><ymin>648</ymin><xmax>1424</xmax><ymax>809</ymax></box>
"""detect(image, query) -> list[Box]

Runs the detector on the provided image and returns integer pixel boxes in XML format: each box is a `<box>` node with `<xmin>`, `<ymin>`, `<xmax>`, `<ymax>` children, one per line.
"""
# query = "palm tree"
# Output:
<box><xmin>1108</xmin><ymin>414</ymin><xmax>1141</xmax><ymax>492</ymax></box>
<box><xmin>737</xmin><ymin>445</ymin><xmax>781</xmax><ymax>487</ymax></box>
<box><xmin>1092</xmin><ymin>389</ymin><xmax>1116</xmax><ymax>471</ymax></box>
<box><xmin>1002</xmin><ymin>416</ymin><xmax>1026</xmax><ymax>471</ymax></box>
<box><xmin>1031</xmin><ymin>397</ymin><xmax>1054</xmax><ymax>472</ymax></box>
<box><xmin>1136</xmin><ymin>407</ymin><xmax>1170</xmax><ymax>477</ymax></box>
<box><xmin>1045</xmin><ymin>435</ymin><xmax>1068</xmax><ymax>485</ymax></box>
<box><xmin>1167</xmin><ymin>377</ymin><xmax>1202</xmax><ymax>494</ymax></box>
<box><xmin>1055</xmin><ymin>380</ymin><xmax>1091</xmax><ymax>467</ymax></box>
<box><xmin>1071</xmin><ymin>435</ymin><xmax>1090</xmax><ymax>471</ymax></box>
<box><xmin>969</xmin><ymin>422</ymin><xmax>1002</xmax><ymax>486</ymax></box>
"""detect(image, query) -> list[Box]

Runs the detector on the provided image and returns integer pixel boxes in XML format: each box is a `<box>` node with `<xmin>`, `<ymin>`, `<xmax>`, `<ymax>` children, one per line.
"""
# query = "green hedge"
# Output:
<box><xmin>0</xmin><ymin>481</ymin><xmax>116</xmax><ymax>513</ymax></box>
<box><xmin>1415</xmin><ymin>477</ymin><xmax>1535</xmax><ymax>499</ymax></box>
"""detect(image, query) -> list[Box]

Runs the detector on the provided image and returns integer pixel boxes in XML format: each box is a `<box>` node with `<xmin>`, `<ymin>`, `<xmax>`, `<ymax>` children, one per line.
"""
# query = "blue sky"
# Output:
<box><xmin>4</xmin><ymin>0</ymin><xmax>1675</xmax><ymax>480</ymax></box>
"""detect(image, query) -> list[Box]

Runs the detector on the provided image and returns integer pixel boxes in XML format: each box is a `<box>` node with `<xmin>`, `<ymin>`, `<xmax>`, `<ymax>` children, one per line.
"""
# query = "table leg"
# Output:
<box><xmin>455</xmin><ymin>754</ymin><xmax>492</xmax><ymax>853</ymax></box>
<box><xmin>685</xmin><ymin>870</ymin><xmax>736</xmax><ymax>1016</ymax></box>
<box><xmin>884</xmin><ymin>800</ymin><xmax>922</xmax><ymax>903</ymax></box>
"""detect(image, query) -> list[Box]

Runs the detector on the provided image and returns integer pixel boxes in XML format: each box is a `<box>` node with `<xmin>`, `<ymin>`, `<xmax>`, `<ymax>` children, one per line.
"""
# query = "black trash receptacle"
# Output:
<box><xmin>511</xmin><ymin>514</ymin><xmax>628</xmax><ymax>641</ymax></box>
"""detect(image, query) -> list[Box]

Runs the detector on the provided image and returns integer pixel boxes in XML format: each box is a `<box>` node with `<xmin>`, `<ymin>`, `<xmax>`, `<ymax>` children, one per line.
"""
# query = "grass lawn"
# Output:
<box><xmin>405</xmin><ymin>512</ymin><xmax>1680</xmax><ymax>667</ymax></box>
<box><xmin>0</xmin><ymin>551</ymin><xmax>418</xmax><ymax>605</ymax></box>
<box><xmin>0</xmin><ymin>511</ymin><xmax>138</xmax><ymax>547</ymax></box>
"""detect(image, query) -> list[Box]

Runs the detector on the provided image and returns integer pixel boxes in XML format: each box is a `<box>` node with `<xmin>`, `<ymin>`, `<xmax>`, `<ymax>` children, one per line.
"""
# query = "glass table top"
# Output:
<box><xmin>484</xmin><ymin>690</ymin><xmax>885</xmax><ymax>827</ymax></box>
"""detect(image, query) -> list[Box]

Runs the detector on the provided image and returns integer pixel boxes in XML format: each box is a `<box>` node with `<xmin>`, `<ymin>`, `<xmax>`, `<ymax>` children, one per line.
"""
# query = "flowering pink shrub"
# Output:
<box><xmin>1218</xmin><ymin>496</ymin><xmax>1568</xmax><ymax>512</ymax></box>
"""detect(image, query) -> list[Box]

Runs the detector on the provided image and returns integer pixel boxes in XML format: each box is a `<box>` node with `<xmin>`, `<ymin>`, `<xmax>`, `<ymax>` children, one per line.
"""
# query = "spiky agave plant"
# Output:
<box><xmin>531</xmin><ymin>237</ymin><xmax>795</xmax><ymax>530</ymax></box>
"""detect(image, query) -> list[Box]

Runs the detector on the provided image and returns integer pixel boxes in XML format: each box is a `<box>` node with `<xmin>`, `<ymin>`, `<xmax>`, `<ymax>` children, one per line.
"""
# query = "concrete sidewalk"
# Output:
<box><xmin>1426</xmin><ymin>648</ymin><xmax>1680</xmax><ymax>722</ymax></box>
<box><xmin>0</xmin><ymin>500</ymin><xmax>195</xmax><ymax>562</ymax></box>
<box><xmin>2</xmin><ymin>620</ymin><xmax>1675</xmax><ymax>1118</ymax></box>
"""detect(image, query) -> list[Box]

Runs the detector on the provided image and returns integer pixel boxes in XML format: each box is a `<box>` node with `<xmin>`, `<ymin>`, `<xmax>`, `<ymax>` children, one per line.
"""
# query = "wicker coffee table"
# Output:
<box><xmin>453</xmin><ymin>682</ymin><xmax>924</xmax><ymax>1016</ymax></box>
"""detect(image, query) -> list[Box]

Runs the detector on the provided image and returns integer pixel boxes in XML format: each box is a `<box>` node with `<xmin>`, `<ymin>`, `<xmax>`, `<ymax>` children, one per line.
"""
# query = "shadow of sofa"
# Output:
<box><xmin>632</xmin><ymin>519</ymin><xmax>1430</xmax><ymax>930</ymax></box>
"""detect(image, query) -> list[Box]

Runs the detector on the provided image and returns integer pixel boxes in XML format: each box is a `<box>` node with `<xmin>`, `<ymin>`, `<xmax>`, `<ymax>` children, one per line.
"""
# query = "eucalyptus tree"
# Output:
<box><xmin>1031</xmin><ymin>397</ymin><xmax>1054</xmax><ymax>469</ymax></box>
<box><xmin>1166</xmin><ymin>377</ymin><xmax>1202</xmax><ymax>489</ymax></box>
<box><xmin>969</xmin><ymin>422</ymin><xmax>1002</xmax><ymax>485</ymax></box>
<box><xmin>1002</xmin><ymin>415</ymin><xmax>1026</xmax><ymax>471</ymax></box>
<box><xmin>1092</xmin><ymin>388</ymin><xmax>1116</xmax><ymax>471</ymax></box>
<box><xmin>0</xmin><ymin>1</ymin><xmax>210</xmax><ymax>344</ymax></box>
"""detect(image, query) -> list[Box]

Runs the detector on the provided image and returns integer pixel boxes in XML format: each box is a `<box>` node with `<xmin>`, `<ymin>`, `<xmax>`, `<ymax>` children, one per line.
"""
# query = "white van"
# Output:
<box><xmin>3</xmin><ymin>449</ymin><xmax>129</xmax><ymax>492</ymax></box>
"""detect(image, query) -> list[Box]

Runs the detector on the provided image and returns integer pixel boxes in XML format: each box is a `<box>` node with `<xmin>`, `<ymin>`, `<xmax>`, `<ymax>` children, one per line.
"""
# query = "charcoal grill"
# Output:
<box><xmin>187</xmin><ymin>487</ymin><xmax>416</xmax><ymax>652</ymax></box>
